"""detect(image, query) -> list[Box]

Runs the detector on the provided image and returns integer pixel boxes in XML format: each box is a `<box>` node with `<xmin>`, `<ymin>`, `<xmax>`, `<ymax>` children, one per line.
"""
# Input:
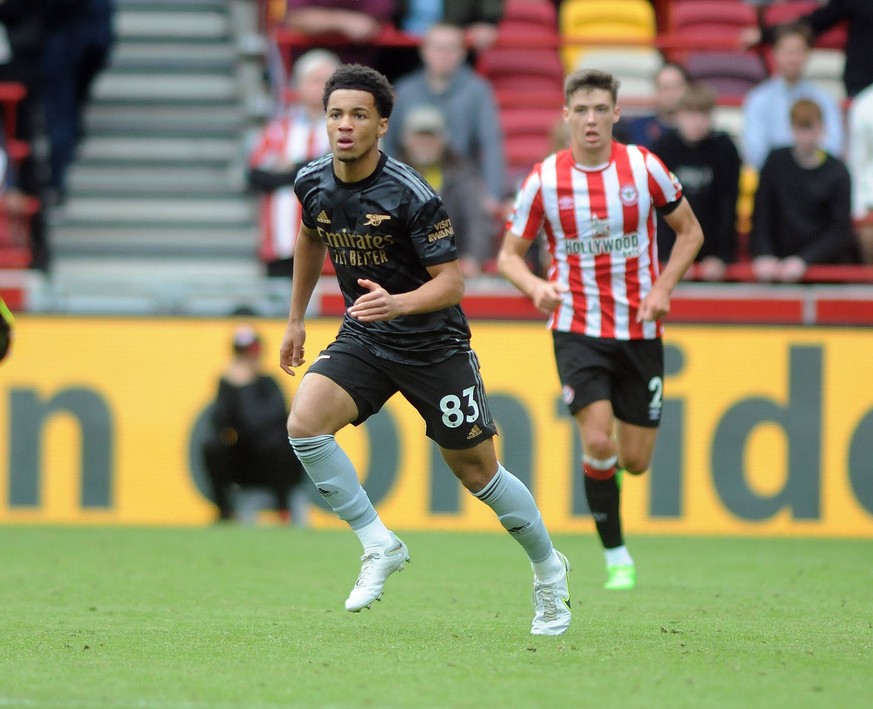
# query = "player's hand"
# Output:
<box><xmin>530</xmin><ymin>280</ymin><xmax>568</xmax><ymax>316</ymax></box>
<box><xmin>637</xmin><ymin>284</ymin><xmax>671</xmax><ymax>322</ymax></box>
<box><xmin>279</xmin><ymin>321</ymin><xmax>306</xmax><ymax>376</ymax></box>
<box><xmin>348</xmin><ymin>279</ymin><xmax>401</xmax><ymax>322</ymax></box>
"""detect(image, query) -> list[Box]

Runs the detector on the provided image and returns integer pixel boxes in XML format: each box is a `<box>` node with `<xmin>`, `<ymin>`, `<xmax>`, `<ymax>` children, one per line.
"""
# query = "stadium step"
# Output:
<box><xmin>52</xmin><ymin>225</ymin><xmax>256</xmax><ymax>259</ymax></box>
<box><xmin>76</xmin><ymin>136</ymin><xmax>241</xmax><ymax>165</ymax></box>
<box><xmin>68</xmin><ymin>164</ymin><xmax>242</xmax><ymax>196</ymax></box>
<box><xmin>84</xmin><ymin>104</ymin><xmax>246</xmax><ymax>137</ymax></box>
<box><xmin>48</xmin><ymin>0</ymin><xmax>268</xmax><ymax>313</ymax></box>
<box><xmin>44</xmin><ymin>256</ymin><xmax>268</xmax><ymax>316</ymax></box>
<box><xmin>62</xmin><ymin>196</ymin><xmax>254</xmax><ymax>227</ymax></box>
<box><xmin>115</xmin><ymin>9</ymin><xmax>230</xmax><ymax>42</ymax></box>
<box><xmin>110</xmin><ymin>41</ymin><xmax>238</xmax><ymax>72</ymax></box>
<box><xmin>92</xmin><ymin>72</ymin><xmax>240</xmax><ymax>104</ymax></box>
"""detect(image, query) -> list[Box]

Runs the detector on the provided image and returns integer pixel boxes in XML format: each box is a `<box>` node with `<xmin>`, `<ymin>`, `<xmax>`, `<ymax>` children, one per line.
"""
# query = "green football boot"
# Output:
<box><xmin>604</xmin><ymin>563</ymin><xmax>636</xmax><ymax>590</ymax></box>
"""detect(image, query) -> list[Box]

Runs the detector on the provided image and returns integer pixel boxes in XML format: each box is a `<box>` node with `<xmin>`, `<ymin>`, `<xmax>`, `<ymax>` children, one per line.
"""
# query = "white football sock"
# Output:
<box><xmin>605</xmin><ymin>545</ymin><xmax>634</xmax><ymax>566</ymax></box>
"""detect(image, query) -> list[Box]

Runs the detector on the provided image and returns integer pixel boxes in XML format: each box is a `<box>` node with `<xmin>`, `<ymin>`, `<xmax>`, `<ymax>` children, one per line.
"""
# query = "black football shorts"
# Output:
<box><xmin>306</xmin><ymin>336</ymin><xmax>498</xmax><ymax>449</ymax></box>
<box><xmin>553</xmin><ymin>331</ymin><xmax>664</xmax><ymax>427</ymax></box>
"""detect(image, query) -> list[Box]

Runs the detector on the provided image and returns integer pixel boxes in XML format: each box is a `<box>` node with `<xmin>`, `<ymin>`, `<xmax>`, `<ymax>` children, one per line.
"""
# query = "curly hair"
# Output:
<box><xmin>322</xmin><ymin>64</ymin><xmax>394</xmax><ymax>119</ymax></box>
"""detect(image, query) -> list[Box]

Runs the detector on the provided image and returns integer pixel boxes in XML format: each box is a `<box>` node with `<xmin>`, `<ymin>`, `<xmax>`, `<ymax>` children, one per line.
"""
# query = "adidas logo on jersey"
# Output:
<box><xmin>466</xmin><ymin>424</ymin><xmax>483</xmax><ymax>440</ymax></box>
<box><xmin>316</xmin><ymin>210</ymin><xmax>331</xmax><ymax>224</ymax></box>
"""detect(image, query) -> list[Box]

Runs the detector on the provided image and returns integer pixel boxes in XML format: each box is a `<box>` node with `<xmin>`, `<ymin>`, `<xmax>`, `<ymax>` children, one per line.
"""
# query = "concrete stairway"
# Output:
<box><xmin>44</xmin><ymin>0</ymin><xmax>280</xmax><ymax>314</ymax></box>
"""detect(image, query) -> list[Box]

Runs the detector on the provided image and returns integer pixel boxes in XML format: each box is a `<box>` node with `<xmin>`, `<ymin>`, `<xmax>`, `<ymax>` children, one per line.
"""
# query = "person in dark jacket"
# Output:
<box><xmin>652</xmin><ymin>83</ymin><xmax>741</xmax><ymax>279</ymax></box>
<box><xmin>0</xmin><ymin>0</ymin><xmax>69</xmax><ymax>271</ymax></box>
<box><xmin>202</xmin><ymin>326</ymin><xmax>306</xmax><ymax>524</ymax></box>
<box><xmin>750</xmin><ymin>98</ymin><xmax>855</xmax><ymax>282</ymax></box>
<box><xmin>40</xmin><ymin>0</ymin><xmax>116</xmax><ymax>206</ymax></box>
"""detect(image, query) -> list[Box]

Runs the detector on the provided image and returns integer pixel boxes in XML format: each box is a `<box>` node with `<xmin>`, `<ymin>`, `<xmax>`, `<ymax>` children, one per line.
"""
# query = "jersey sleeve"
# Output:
<box><xmin>409</xmin><ymin>195</ymin><xmax>459</xmax><ymax>266</ymax></box>
<box><xmin>644</xmin><ymin>148</ymin><xmax>683</xmax><ymax>210</ymax></box>
<box><xmin>505</xmin><ymin>167</ymin><xmax>545</xmax><ymax>241</ymax></box>
<box><xmin>293</xmin><ymin>166</ymin><xmax>319</xmax><ymax>229</ymax></box>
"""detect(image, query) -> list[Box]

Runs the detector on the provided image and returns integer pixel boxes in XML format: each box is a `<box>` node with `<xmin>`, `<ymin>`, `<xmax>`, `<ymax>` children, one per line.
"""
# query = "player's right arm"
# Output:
<box><xmin>497</xmin><ymin>232</ymin><xmax>567</xmax><ymax>316</ymax></box>
<box><xmin>497</xmin><ymin>167</ymin><xmax>567</xmax><ymax>315</ymax></box>
<box><xmin>279</xmin><ymin>224</ymin><xmax>327</xmax><ymax>375</ymax></box>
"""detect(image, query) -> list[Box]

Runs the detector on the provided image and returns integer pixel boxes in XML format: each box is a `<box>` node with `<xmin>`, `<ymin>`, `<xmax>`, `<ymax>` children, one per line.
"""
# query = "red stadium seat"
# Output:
<box><xmin>685</xmin><ymin>51</ymin><xmax>767</xmax><ymax>101</ymax></box>
<box><xmin>668</xmin><ymin>0</ymin><xmax>756</xmax><ymax>36</ymax></box>
<box><xmin>477</xmin><ymin>46</ymin><xmax>565</xmax><ymax>97</ymax></box>
<box><xmin>0</xmin><ymin>195</ymin><xmax>38</xmax><ymax>270</ymax></box>
<box><xmin>478</xmin><ymin>3</ymin><xmax>564</xmax><ymax>108</ymax></box>
<box><xmin>496</xmin><ymin>0</ymin><xmax>559</xmax><ymax>43</ymax></box>
<box><xmin>663</xmin><ymin>1</ymin><xmax>756</xmax><ymax>61</ymax></box>
<box><xmin>500</xmin><ymin>106</ymin><xmax>563</xmax><ymax>181</ymax></box>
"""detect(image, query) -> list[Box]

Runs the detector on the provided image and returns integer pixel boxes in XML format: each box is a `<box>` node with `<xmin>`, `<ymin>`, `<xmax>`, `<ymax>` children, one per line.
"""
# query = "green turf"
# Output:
<box><xmin>0</xmin><ymin>526</ymin><xmax>870</xmax><ymax>709</ymax></box>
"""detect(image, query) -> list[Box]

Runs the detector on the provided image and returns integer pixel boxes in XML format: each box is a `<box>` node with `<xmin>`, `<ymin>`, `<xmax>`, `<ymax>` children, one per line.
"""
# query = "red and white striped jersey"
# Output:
<box><xmin>248</xmin><ymin>107</ymin><xmax>330</xmax><ymax>262</ymax></box>
<box><xmin>506</xmin><ymin>142</ymin><xmax>683</xmax><ymax>340</ymax></box>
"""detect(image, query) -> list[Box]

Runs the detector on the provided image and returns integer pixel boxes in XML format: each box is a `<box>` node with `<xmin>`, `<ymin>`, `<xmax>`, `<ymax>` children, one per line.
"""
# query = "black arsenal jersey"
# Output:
<box><xmin>294</xmin><ymin>152</ymin><xmax>472</xmax><ymax>365</ymax></box>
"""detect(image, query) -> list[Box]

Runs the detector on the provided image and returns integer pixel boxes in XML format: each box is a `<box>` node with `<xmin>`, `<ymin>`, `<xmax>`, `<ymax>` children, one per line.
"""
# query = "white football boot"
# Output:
<box><xmin>531</xmin><ymin>550</ymin><xmax>572</xmax><ymax>636</ymax></box>
<box><xmin>345</xmin><ymin>533</ymin><xmax>410</xmax><ymax>612</ymax></box>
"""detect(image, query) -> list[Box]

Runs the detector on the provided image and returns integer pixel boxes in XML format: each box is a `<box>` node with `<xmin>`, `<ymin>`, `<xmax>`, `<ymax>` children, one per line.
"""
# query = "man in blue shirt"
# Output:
<box><xmin>742</xmin><ymin>23</ymin><xmax>844</xmax><ymax>169</ymax></box>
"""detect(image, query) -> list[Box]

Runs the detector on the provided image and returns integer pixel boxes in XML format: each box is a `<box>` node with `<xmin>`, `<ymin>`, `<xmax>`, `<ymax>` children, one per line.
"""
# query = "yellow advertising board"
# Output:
<box><xmin>1</xmin><ymin>316</ymin><xmax>871</xmax><ymax>537</ymax></box>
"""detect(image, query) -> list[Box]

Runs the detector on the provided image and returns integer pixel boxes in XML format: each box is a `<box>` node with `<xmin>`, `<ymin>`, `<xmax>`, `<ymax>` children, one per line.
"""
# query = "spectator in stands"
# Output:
<box><xmin>0</xmin><ymin>134</ymin><xmax>34</xmax><ymax>262</ymax></box>
<box><xmin>384</xmin><ymin>23</ymin><xmax>506</xmax><ymax>216</ymax></box>
<box><xmin>847</xmin><ymin>82</ymin><xmax>873</xmax><ymax>264</ymax></box>
<box><xmin>397</xmin><ymin>104</ymin><xmax>494</xmax><ymax>277</ymax></box>
<box><xmin>283</xmin><ymin>0</ymin><xmax>395</xmax><ymax>67</ymax></box>
<box><xmin>742</xmin><ymin>23</ymin><xmax>844</xmax><ymax>170</ymax></box>
<box><xmin>248</xmin><ymin>49</ymin><xmax>339</xmax><ymax>278</ymax></box>
<box><xmin>41</xmin><ymin>0</ymin><xmax>116</xmax><ymax>207</ymax></box>
<box><xmin>614</xmin><ymin>62</ymin><xmax>690</xmax><ymax>149</ymax></box>
<box><xmin>0</xmin><ymin>0</ymin><xmax>52</xmax><ymax>271</ymax></box>
<box><xmin>652</xmin><ymin>84</ymin><xmax>741</xmax><ymax>280</ymax></box>
<box><xmin>750</xmin><ymin>98</ymin><xmax>855</xmax><ymax>282</ymax></box>
<box><xmin>381</xmin><ymin>1</ymin><xmax>505</xmax><ymax>81</ymax></box>
<box><xmin>395</xmin><ymin>1</ymin><xmax>504</xmax><ymax>50</ymax></box>
<box><xmin>743</xmin><ymin>0</ymin><xmax>873</xmax><ymax>98</ymax></box>
<box><xmin>202</xmin><ymin>325</ymin><xmax>307</xmax><ymax>525</ymax></box>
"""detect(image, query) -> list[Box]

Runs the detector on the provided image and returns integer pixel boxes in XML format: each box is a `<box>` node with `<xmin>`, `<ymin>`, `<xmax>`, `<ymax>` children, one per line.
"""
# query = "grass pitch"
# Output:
<box><xmin>0</xmin><ymin>526</ymin><xmax>870</xmax><ymax>709</ymax></box>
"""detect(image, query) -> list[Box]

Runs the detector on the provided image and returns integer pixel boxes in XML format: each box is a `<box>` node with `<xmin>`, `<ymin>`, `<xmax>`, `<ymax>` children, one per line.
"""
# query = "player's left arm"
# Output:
<box><xmin>347</xmin><ymin>260</ymin><xmax>465</xmax><ymax>322</ymax></box>
<box><xmin>638</xmin><ymin>198</ymin><xmax>704</xmax><ymax>322</ymax></box>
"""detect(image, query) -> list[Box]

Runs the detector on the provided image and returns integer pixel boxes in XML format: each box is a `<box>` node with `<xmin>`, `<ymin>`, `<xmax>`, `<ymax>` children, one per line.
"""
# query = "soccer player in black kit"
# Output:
<box><xmin>279</xmin><ymin>64</ymin><xmax>571</xmax><ymax>636</ymax></box>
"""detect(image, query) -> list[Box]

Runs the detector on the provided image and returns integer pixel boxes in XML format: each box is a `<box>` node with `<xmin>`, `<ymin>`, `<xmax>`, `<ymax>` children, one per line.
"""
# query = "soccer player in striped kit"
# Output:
<box><xmin>498</xmin><ymin>69</ymin><xmax>704</xmax><ymax>590</ymax></box>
